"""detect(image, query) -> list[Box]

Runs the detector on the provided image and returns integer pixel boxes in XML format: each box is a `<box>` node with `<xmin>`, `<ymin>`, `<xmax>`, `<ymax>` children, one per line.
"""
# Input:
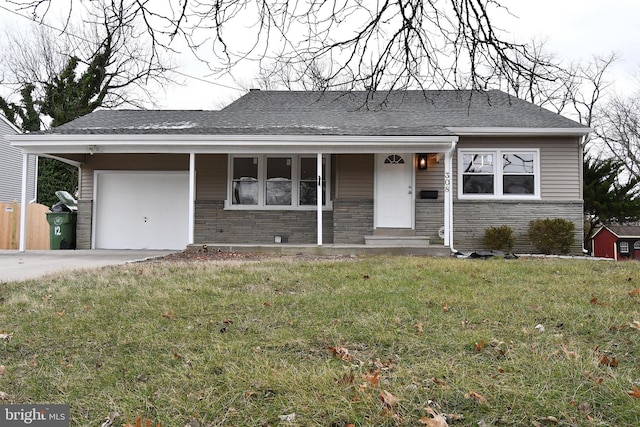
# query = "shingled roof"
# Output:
<box><xmin>48</xmin><ymin>89</ymin><xmax>587</xmax><ymax>136</ymax></box>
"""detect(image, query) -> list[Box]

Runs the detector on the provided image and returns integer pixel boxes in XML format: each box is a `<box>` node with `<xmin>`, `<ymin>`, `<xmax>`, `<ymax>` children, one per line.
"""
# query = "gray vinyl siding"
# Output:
<box><xmin>416</xmin><ymin>158</ymin><xmax>444</xmax><ymax>200</ymax></box>
<box><xmin>0</xmin><ymin>117</ymin><xmax>36</xmax><ymax>203</ymax></box>
<box><xmin>334</xmin><ymin>154</ymin><xmax>374</xmax><ymax>199</ymax></box>
<box><xmin>454</xmin><ymin>136</ymin><xmax>582</xmax><ymax>201</ymax></box>
<box><xmin>195</xmin><ymin>154</ymin><xmax>227</xmax><ymax>200</ymax></box>
<box><xmin>78</xmin><ymin>153</ymin><xmax>190</xmax><ymax>199</ymax></box>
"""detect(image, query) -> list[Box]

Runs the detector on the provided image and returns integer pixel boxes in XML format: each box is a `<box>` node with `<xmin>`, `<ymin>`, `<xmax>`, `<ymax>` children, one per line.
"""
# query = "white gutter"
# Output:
<box><xmin>446</xmin><ymin>127</ymin><xmax>592</xmax><ymax>136</ymax></box>
<box><xmin>8</xmin><ymin>134</ymin><xmax>458</xmax><ymax>155</ymax></box>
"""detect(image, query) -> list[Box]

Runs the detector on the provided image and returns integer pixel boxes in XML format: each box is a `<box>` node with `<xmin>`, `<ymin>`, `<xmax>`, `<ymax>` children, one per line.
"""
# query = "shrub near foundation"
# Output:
<box><xmin>528</xmin><ymin>218</ymin><xmax>575</xmax><ymax>254</ymax></box>
<box><xmin>482</xmin><ymin>225</ymin><xmax>515</xmax><ymax>252</ymax></box>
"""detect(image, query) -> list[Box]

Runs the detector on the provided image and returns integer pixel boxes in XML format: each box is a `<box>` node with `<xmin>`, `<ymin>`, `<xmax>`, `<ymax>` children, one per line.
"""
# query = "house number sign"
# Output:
<box><xmin>444</xmin><ymin>172</ymin><xmax>451</xmax><ymax>193</ymax></box>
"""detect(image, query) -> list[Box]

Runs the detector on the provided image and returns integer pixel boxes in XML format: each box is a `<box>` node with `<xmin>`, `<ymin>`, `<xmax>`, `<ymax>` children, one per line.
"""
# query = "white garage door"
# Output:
<box><xmin>94</xmin><ymin>171</ymin><xmax>190</xmax><ymax>250</ymax></box>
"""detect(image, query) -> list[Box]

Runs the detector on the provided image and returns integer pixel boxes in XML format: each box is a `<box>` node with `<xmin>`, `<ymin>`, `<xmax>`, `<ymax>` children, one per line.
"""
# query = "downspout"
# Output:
<box><xmin>581</xmin><ymin>134</ymin><xmax>588</xmax><ymax>255</ymax></box>
<box><xmin>29</xmin><ymin>155</ymin><xmax>38</xmax><ymax>203</ymax></box>
<box><xmin>444</xmin><ymin>140</ymin><xmax>458</xmax><ymax>254</ymax></box>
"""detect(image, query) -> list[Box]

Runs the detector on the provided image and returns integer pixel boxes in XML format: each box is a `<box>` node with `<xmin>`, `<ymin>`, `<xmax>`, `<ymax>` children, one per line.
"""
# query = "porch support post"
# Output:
<box><xmin>188</xmin><ymin>152</ymin><xmax>196</xmax><ymax>245</ymax></box>
<box><xmin>444</xmin><ymin>142</ymin><xmax>456</xmax><ymax>250</ymax></box>
<box><xmin>317</xmin><ymin>153</ymin><xmax>323</xmax><ymax>246</ymax></box>
<box><xmin>19</xmin><ymin>153</ymin><xmax>29</xmax><ymax>252</ymax></box>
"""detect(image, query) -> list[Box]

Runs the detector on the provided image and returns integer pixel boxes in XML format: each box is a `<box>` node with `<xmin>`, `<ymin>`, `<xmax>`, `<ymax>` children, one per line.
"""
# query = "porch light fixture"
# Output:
<box><xmin>417</xmin><ymin>154</ymin><xmax>428</xmax><ymax>170</ymax></box>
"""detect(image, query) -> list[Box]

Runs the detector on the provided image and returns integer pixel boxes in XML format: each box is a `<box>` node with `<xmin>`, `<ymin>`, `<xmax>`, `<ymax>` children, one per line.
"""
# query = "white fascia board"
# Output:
<box><xmin>8</xmin><ymin>134</ymin><xmax>459</xmax><ymax>154</ymax></box>
<box><xmin>447</xmin><ymin>127</ymin><xmax>592</xmax><ymax>136</ymax></box>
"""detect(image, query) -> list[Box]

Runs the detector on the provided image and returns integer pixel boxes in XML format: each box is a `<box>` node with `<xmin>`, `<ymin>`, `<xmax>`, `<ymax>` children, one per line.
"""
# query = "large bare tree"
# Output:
<box><xmin>0</xmin><ymin>1</ymin><xmax>172</xmax><ymax>206</ymax></box>
<box><xmin>7</xmin><ymin>0</ymin><xmax>551</xmax><ymax>92</ymax></box>
<box><xmin>597</xmin><ymin>91</ymin><xmax>640</xmax><ymax>182</ymax></box>
<box><xmin>1</xmin><ymin>0</ymin><xmax>172</xmax><ymax>130</ymax></box>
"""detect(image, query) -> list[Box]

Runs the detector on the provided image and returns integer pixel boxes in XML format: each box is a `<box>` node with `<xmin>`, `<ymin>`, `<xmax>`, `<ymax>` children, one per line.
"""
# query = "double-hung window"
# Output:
<box><xmin>229</xmin><ymin>154</ymin><xmax>329</xmax><ymax>209</ymax></box>
<box><xmin>459</xmin><ymin>149</ymin><xmax>539</xmax><ymax>199</ymax></box>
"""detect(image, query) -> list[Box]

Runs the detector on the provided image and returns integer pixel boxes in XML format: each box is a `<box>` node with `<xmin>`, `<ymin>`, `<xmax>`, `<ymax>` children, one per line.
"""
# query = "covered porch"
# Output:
<box><xmin>12</xmin><ymin>134</ymin><xmax>459</xmax><ymax>253</ymax></box>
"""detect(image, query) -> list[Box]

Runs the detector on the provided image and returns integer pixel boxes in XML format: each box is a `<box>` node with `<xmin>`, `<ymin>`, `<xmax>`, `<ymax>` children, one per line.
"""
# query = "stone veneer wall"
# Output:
<box><xmin>76</xmin><ymin>200</ymin><xmax>93</xmax><ymax>249</ymax></box>
<box><xmin>452</xmin><ymin>200</ymin><xmax>584</xmax><ymax>254</ymax></box>
<box><xmin>332</xmin><ymin>200</ymin><xmax>373</xmax><ymax>244</ymax></box>
<box><xmin>195</xmin><ymin>200</ymin><xmax>334</xmax><ymax>244</ymax></box>
<box><xmin>415</xmin><ymin>199</ymin><xmax>445</xmax><ymax>243</ymax></box>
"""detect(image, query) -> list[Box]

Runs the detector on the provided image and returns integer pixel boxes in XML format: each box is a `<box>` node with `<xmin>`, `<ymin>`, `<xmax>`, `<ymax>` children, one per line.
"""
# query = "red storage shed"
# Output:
<box><xmin>591</xmin><ymin>225</ymin><xmax>640</xmax><ymax>260</ymax></box>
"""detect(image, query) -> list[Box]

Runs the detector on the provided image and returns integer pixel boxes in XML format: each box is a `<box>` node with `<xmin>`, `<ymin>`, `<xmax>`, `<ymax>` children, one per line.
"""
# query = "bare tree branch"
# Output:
<box><xmin>7</xmin><ymin>0</ymin><xmax>552</xmax><ymax>92</ymax></box>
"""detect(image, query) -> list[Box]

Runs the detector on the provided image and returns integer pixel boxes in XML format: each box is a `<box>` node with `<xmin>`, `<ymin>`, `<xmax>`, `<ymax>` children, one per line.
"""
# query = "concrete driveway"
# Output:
<box><xmin>0</xmin><ymin>250</ymin><xmax>177</xmax><ymax>283</ymax></box>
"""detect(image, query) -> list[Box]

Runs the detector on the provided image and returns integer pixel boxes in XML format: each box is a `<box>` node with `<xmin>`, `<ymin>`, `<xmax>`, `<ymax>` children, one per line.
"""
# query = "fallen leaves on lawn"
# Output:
<box><xmin>474</xmin><ymin>340</ymin><xmax>485</xmax><ymax>353</ymax></box>
<box><xmin>0</xmin><ymin>332</ymin><xmax>11</xmax><ymax>342</ymax></box>
<box><xmin>582</xmin><ymin>371</ymin><xmax>604</xmax><ymax>385</ymax></box>
<box><xmin>414</xmin><ymin>321</ymin><xmax>424</xmax><ymax>335</ymax></box>
<box><xmin>328</xmin><ymin>346</ymin><xmax>354</xmax><ymax>362</ymax></box>
<box><xmin>560</xmin><ymin>343</ymin><xmax>579</xmax><ymax>360</ymax></box>
<box><xmin>432</xmin><ymin>377</ymin><xmax>447</xmax><ymax>387</ymax></box>
<box><xmin>590</xmin><ymin>297</ymin><xmax>605</xmax><ymax>306</ymax></box>
<box><xmin>443</xmin><ymin>303</ymin><xmax>450</xmax><ymax>312</ymax></box>
<box><xmin>0</xmin><ymin>391</ymin><xmax>8</xmax><ymax>400</ymax></box>
<box><xmin>161</xmin><ymin>311</ymin><xmax>176</xmax><ymax>320</ymax></box>
<box><xmin>630</xmin><ymin>320</ymin><xmax>640</xmax><ymax>331</ymax></box>
<box><xmin>360</xmin><ymin>369</ymin><xmax>380</xmax><ymax>389</ymax></box>
<box><xmin>419</xmin><ymin>407</ymin><xmax>448</xmax><ymax>426</ymax></box>
<box><xmin>379</xmin><ymin>390</ymin><xmax>400</xmax><ymax>408</ymax></box>
<box><xmin>0</xmin><ymin>365</ymin><xmax>6</xmax><ymax>376</ymax></box>
<box><xmin>627</xmin><ymin>386</ymin><xmax>640</xmax><ymax>399</ymax></box>
<box><xmin>628</xmin><ymin>288</ymin><xmax>640</xmax><ymax>297</ymax></box>
<box><xmin>598</xmin><ymin>354</ymin><xmax>618</xmax><ymax>367</ymax></box>
<box><xmin>465</xmin><ymin>391</ymin><xmax>487</xmax><ymax>405</ymax></box>
<box><xmin>374</xmin><ymin>357</ymin><xmax>396</xmax><ymax>371</ymax></box>
<box><xmin>532</xmin><ymin>415</ymin><xmax>559</xmax><ymax>425</ymax></box>
<box><xmin>122</xmin><ymin>417</ymin><xmax>162</xmax><ymax>427</ymax></box>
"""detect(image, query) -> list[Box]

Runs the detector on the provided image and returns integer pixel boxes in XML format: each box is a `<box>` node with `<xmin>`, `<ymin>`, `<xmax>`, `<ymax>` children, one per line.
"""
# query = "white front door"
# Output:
<box><xmin>94</xmin><ymin>171</ymin><xmax>190</xmax><ymax>250</ymax></box>
<box><xmin>375</xmin><ymin>153</ymin><xmax>414</xmax><ymax>228</ymax></box>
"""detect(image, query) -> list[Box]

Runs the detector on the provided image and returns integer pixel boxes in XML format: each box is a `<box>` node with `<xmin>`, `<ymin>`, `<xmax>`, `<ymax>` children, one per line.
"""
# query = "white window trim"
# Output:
<box><xmin>225</xmin><ymin>154</ymin><xmax>333</xmax><ymax>210</ymax></box>
<box><xmin>457</xmin><ymin>148</ymin><xmax>541</xmax><ymax>200</ymax></box>
<box><xmin>620</xmin><ymin>241</ymin><xmax>630</xmax><ymax>253</ymax></box>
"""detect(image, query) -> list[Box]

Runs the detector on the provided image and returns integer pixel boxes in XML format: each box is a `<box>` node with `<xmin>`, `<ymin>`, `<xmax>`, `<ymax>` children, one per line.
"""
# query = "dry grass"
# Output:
<box><xmin>0</xmin><ymin>255</ymin><xmax>639</xmax><ymax>426</ymax></box>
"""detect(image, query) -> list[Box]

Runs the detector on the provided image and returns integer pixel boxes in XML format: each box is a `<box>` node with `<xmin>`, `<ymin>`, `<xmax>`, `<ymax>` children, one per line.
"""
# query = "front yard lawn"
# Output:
<box><xmin>1</xmin><ymin>255</ymin><xmax>639</xmax><ymax>426</ymax></box>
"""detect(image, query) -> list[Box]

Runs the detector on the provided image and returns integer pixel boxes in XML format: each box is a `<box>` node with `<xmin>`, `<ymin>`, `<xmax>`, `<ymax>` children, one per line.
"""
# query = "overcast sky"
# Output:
<box><xmin>1</xmin><ymin>0</ymin><xmax>638</xmax><ymax>110</ymax></box>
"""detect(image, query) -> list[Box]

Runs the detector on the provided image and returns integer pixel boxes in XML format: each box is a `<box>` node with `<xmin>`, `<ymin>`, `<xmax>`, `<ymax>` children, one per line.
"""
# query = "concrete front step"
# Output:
<box><xmin>364</xmin><ymin>235</ymin><xmax>431</xmax><ymax>247</ymax></box>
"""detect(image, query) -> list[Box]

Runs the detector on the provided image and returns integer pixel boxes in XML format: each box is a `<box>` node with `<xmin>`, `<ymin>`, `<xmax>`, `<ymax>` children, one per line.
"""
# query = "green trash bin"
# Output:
<box><xmin>46</xmin><ymin>212</ymin><xmax>77</xmax><ymax>250</ymax></box>
<box><xmin>46</xmin><ymin>191</ymin><xmax>78</xmax><ymax>250</ymax></box>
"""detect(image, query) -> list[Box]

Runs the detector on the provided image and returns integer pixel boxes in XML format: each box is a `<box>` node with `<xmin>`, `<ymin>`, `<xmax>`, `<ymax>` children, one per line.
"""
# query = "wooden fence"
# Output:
<box><xmin>0</xmin><ymin>202</ymin><xmax>50</xmax><ymax>250</ymax></box>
